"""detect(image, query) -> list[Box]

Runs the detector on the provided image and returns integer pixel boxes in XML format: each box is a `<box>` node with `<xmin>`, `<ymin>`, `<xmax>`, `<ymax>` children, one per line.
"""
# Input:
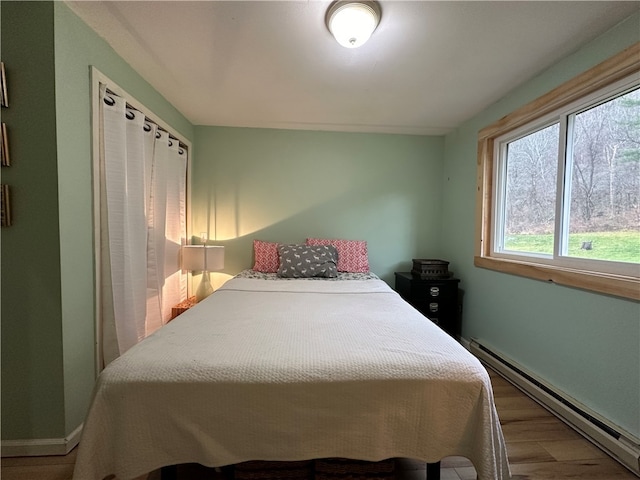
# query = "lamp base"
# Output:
<box><xmin>195</xmin><ymin>271</ymin><xmax>214</xmax><ymax>302</ymax></box>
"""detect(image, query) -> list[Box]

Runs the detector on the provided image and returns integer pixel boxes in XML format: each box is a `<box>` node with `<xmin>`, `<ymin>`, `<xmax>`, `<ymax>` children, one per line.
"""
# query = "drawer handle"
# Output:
<box><xmin>430</xmin><ymin>287</ymin><xmax>440</xmax><ymax>296</ymax></box>
<box><xmin>429</xmin><ymin>303</ymin><xmax>439</xmax><ymax>312</ymax></box>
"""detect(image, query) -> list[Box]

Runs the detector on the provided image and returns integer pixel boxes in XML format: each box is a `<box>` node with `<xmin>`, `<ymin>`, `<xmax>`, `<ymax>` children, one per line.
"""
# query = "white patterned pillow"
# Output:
<box><xmin>277</xmin><ymin>244</ymin><xmax>338</xmax><ymax>278</ymax></box>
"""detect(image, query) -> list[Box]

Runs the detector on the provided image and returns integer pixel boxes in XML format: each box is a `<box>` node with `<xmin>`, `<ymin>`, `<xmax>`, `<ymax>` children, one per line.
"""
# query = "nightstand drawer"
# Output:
<box><xmin>408</xmin><ymin>281</ymin><xmax>457</xmax><ymax>301</ymax></box>
<box><xmin>394</xmin><ymin>271</ymin><xmax>461</xmax><ymax>338</ymax></box>
<box><xmin>412</xmin><ymin>299</ymin><xmax>456</xmax><ymax>317</ymax></box>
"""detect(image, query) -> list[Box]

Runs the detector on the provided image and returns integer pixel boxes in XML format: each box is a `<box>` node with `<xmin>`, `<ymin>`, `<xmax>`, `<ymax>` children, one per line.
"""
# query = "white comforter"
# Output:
<box><xmin>73</xmin><ymin>275</ymin><xmax>510</xmax><ymax>480</ymax></box>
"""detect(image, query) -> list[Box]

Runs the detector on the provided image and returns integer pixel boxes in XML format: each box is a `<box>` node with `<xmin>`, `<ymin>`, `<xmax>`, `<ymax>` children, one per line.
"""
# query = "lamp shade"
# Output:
<box><xmin>326</xmin><ymin>1</ymin><xmax>380</xmax><ymax>48</ymax></box>
<box><xmin>181</xmin><ymin>245</ymin><xmax>225</xmax><ymax>272</ymax></box>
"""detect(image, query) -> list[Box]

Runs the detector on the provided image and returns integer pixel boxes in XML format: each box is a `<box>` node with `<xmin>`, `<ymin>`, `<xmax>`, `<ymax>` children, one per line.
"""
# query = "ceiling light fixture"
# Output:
<box><xmin>326</xmin><ymin>1</ymin><xmax>381</xmax><ymax>49</ymax></box>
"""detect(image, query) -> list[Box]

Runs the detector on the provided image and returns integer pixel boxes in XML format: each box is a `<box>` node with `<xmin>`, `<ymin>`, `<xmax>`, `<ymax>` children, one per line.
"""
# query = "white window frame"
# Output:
<box><xmin>475</xmin><ymin>43</ymin><xmax>640</xmax><ymax>301</ymax></box>
<box><xmin>492</xmin><ymin>115</ymin><xmax>561</xmax><ymax>260</ymax></box>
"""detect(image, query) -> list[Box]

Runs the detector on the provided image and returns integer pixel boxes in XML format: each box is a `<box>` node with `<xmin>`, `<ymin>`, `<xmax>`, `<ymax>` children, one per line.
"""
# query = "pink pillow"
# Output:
<box><xmin>306</xmin><ymin>238</ymin><xmax>369</xmax><ymax>273</ymax></box>
<box><xmin>253</xmin><ymin>240</ymin><xmax>279</xmax><ymax>273</ymax></box>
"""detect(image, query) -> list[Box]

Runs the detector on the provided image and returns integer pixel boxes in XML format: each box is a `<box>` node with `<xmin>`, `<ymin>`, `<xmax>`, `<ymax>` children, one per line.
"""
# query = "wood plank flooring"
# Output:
<box><xmin>2</xmin><ymin>368</ymin><xmax>636</xmax><ymax>480</ymax></box>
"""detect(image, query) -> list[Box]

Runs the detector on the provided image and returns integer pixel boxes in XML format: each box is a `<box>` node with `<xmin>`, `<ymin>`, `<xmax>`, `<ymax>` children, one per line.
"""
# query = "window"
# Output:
<box><xmin>475</xmin><ymin>44</ymin><xmax>640</xmax><ymax>300</ymax></box>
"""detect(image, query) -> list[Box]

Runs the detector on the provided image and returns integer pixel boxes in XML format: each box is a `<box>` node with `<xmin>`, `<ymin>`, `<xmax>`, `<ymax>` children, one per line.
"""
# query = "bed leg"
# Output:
<box><xmin>160</xmin><ymin>464</ymin><xmax>178</xmax><ymax>480</ymax></box>
<box><xmin>426</xmin><ymin>461</ymin><xmax>440</xmax><ymax>480</ymax></box>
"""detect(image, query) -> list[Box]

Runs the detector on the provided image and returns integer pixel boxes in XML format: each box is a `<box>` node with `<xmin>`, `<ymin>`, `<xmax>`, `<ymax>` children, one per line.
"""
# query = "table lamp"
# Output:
<box><xmin>181</xmin><ymin>244</ymin><xmax>225</xmax><ymax>302</ymax></box>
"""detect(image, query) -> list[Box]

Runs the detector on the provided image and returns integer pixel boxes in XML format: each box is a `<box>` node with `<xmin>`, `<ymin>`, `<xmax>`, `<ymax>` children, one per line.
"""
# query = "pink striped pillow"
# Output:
<box><xmin>306</xmin><ymin>238</ymin><xmax>369</xmax><ymax>273</ymax></box>
<box><xmin>252</xmin><ymin>240</ymin><xmax>279</xmax><ymax>273</ymax></box>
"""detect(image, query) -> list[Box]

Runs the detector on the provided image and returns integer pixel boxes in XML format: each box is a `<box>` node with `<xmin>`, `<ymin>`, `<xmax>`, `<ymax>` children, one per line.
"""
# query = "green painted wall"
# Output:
<box><xmin>1</xmin><ymin>1</ymin><xmax>65</xmax><ymax>439</ymax></box>
<box><xmin>441</xmin><ymin>14</ymin><xmax>640</xmax><ymax>438</ymax></box>
<box><xmin>1</xmin><ymin>1</ymin><xmax>194</xmax><ymax>441</ymax></box>
<box><xmin>193</xmin><ymin>127</ymin><xmax>444</xmax><ymax>285</ymax></box>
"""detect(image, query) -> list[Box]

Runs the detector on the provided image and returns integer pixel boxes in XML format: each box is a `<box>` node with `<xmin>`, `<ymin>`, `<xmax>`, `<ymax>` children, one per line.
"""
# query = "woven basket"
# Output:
<box><xmin>411</xmin><ymin>259</ymin><xmax>450</xmax><ymax>279</ymax></box>
<box><xmin>314</xmin><ymin>458</ymin><xmax>395</xmax><ymax>480</ymax></box>
<box><xmin>234</xmin><ymin>460</ymin><xmax>313</xmax><ymax>480</ymax></box>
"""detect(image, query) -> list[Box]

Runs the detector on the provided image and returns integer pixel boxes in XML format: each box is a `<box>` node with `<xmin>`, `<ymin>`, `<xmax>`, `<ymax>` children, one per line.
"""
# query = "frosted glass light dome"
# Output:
<box><xmin>326</xmin><ymin>1</ymin><xmax>381</xmax><ymax>49</ymax></box>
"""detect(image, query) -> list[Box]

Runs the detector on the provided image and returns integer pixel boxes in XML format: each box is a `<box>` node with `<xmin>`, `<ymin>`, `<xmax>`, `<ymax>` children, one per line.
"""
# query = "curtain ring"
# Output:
<box><xmin>126</xmin><ymin>110</ymin><xmax>135</xmax><ymax>120</ymax></box>
<box><xmin>103</xmin><ymin>96</ymin><xmax>115</xmax><ymax>106</ymax></box>
<box><xmin>179</xmin><ymin>148</ymin><xmax>184</xmax><ymax>155</ymax></box>
<box><xmin>155</xmin><ymin>132</ymin><xmax>161</xmax><ymax>139</ymax></box>
<box><xmin>169</xmin><ymin>140</ymin><xmax>173</xmax><ymax>147</ymax></box>
<box><xmin>144</xmin><ymin>123</ymin><xmax>152</xmax><ymax>132</ymax></box>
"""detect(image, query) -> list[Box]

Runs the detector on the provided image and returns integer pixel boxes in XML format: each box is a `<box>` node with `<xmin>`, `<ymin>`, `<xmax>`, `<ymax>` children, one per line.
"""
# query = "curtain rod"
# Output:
<box><xmin>104</xmin><ymin>88</ymin><xmax>188</xmax><ymax>152</ymax></box>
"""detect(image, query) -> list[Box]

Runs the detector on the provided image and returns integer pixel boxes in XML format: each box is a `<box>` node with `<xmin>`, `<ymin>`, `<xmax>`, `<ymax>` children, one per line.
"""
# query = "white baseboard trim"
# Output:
<box><xmin>1</xmin><ymin>423</ymin><xmax>82</xmax><ymax>457</ymax></box>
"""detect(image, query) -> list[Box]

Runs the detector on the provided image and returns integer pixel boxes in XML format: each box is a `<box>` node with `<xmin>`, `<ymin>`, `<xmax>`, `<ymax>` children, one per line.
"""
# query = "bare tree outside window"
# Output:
<box><xmin>496</xmin><ymin>86</ymin><xmax>639</xmax><ymax>265</ymax></box>
<box><xmin>568</xmin><ymin>88</ymin><xmax>640</xmax><ymax>263</ymax></box>
<box><xmin>503</xmin><ymin>124</ymin><xmax>559</xmax><ymax>254</ymax></box>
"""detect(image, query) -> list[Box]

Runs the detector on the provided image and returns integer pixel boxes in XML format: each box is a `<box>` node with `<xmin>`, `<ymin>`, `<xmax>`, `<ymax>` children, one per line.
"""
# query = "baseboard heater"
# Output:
<box><xmin>469</xmin><ymin>339</ymin><xmax>640</xmax><ymax>477</ymax></box>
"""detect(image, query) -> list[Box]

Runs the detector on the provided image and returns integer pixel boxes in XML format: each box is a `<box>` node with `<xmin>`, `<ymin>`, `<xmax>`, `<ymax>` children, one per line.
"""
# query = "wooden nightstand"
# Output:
<box><xmin>395</xmin><ymin>272</ymin><xmax>461</xmax><ymax>339</ymax></box>
<box><xmin>170</xmin><ymin>296</ymin><xmax>197</xmax><ymax>320</ymax></box>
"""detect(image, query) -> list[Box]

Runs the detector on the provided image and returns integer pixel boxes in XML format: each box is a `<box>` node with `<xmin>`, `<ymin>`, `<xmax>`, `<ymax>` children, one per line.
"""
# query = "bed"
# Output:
<box><xmin>73</xmin><ymin>267</ymin><xmax>510</xmax><ymax>480</ymax></box>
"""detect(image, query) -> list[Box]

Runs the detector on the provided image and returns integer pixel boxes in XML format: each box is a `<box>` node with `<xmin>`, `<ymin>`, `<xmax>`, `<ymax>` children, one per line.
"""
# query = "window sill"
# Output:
<box><xmin>474</xmin><ymin>255</ymin><xmax>640</xmax><ymax>301</ymax></box>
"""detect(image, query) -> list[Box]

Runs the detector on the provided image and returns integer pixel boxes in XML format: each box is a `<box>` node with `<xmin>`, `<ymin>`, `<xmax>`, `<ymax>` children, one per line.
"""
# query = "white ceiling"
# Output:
<box><xmin>65</xmin><ymin>1</ymin><xmax>638</xmax><ymax>135</ymax></box>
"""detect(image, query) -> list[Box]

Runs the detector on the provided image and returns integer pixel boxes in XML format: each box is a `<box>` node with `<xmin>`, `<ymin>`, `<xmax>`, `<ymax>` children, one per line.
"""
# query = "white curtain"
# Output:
<box><xmin>99</xmin><ymin>84</ymin><xmax>187</xmax><ymax>367</ymax></box>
